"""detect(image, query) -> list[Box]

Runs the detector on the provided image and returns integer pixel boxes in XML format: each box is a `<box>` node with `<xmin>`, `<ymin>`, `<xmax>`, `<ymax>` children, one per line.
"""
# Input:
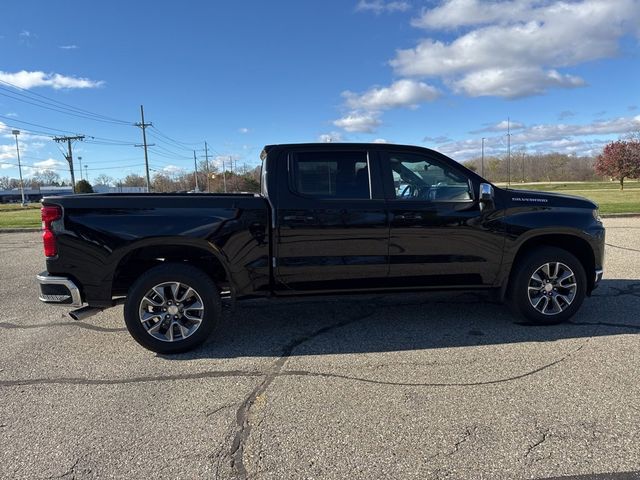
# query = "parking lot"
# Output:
<box><xmin>0</xmin><ymin>217</ymin><xmax>639</xmax><ymax>480</ymax></box>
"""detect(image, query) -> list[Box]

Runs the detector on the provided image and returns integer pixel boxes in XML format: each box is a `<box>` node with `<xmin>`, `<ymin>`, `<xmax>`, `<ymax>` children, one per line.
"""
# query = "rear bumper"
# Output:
<box><xmin>37</xmin><ymin>272</ymin><xmax>82</xmax><ymax>307</ymax></box>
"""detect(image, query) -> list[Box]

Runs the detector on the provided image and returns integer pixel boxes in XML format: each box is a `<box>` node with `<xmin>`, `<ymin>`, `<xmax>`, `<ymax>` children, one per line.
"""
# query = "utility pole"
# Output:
<box><xmin>230</xmin><ymin>156</ymin><xmax>236</xmax><ymax>191</ymax></box>
<box><xmin>53</xmin><ymin>135</ymin><xmax>85</xmax><ymax>193</ymax></box>
<box><xmin>78</xmin><ymin>156</ymin><xmax>83</xmax><ymax>180</ymax></box>
<box><xmin>84</xmin><ymin>164</ymin><xmax>89</xmax><ymax>183</ymax></box>
<box><xmin>11</xmin><ymin>130</ymin><xmax>26</xmax><ymax>206</ymax></box>
<box><xmin>135</xmin><ymin>105</ymin><xmax>153</xmax><ymax>193</ymax></box>
<box><xmin>193</xmin><ymin>150</ymin><xmax>199</xmax><ymax>192</ymax></box>
<box><xmin>507</xmin><ymin>117</ymin><xmax>511</xmax><ymax>188</ymax></box>
<box><xmin>203</xmin><ymin>141</ymin><xmax>212</xmax><ymax>193</ymax></box>
<box><xmin>481</xmin><ymin>137</ymin><xmax>485</xmax><ymax>178</ymax></box>
<box><xmin>221</xmin><ymin>156</ymin><xmax>227</xmax><ymax>193</ymax></box>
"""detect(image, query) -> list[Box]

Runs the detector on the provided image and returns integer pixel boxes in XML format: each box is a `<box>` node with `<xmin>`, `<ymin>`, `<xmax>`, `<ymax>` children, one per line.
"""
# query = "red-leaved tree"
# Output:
<box><xmin>594</xmin><ymin>140</ymin><xmax>640</xmax><ymax>190</ymax></box>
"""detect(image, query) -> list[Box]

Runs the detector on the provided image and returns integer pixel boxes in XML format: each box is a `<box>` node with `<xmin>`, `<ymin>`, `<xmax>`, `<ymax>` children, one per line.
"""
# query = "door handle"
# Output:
<box><xmin>395</xmin><ymin>213</ymin><xmax>422</xmax><ymax>221</ymax></box>
<box><xmin>283</xmin><ymin>215</ymin><xmax>316</xmax><ymax>222</ymax></box>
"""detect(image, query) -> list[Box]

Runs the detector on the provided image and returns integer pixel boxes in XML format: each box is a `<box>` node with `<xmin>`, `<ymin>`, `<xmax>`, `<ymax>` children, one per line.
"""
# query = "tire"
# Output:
<box><xmin>507</xmin><ymin>246</ymin><xmax>587</xmax><ymax>325</ymax></box>
<box><xmin>124</xmin><ymin>263</ymin><xmax>221</xmax><ymax>354</ymax></box>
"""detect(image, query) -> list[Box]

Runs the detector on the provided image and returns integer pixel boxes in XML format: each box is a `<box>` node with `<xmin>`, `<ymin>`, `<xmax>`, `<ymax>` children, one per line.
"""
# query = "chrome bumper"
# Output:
<box><xmin>37</xmin><ymin>272</ymin><xmax>82</xmax><ymax>307</ymax></box>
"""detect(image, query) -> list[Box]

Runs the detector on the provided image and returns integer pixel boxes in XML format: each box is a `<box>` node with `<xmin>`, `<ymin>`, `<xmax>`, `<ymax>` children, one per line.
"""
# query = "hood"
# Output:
<box><xmin>502</xmin><ymin>188</ymin><xmax>598</xmax><ymax>210</ymax></box>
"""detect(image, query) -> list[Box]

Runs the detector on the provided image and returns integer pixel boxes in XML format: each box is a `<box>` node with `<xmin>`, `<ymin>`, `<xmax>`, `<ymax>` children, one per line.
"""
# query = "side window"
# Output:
<box><xmin>389</xmin><ymin>153</ymin><xmax>472</xmax><ymax>202</ymax></box>
<box><xmin>290</xmin><ymin>151</ymin><xmax>370</xmax><ymax>199</ymax></box>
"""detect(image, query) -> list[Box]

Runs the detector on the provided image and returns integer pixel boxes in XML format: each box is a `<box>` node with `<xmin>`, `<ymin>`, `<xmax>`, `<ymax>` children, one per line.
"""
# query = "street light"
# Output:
<box><xmin>84</xmin><ymin>164</ymin><xmax>88</xmax><ymax>182</ymax></box>
<box><xmin>78</xmin><ymin>156</ymin><xmax>83</xmax><ymax>180</ymax></box>
<box><xmin>11</xmin><ymin>130</ymin><xmax>26</xmax><ymax>207</ymax></box>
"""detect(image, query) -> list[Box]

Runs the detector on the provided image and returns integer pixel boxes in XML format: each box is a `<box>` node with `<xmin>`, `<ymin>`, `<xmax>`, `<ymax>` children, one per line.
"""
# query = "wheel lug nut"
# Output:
<box><xmin>174</xmin><ymin>315</ymin><xmax>179</xmax><ymax>319</ymax></box>
<box><xmin>165</xmin><ymin>314</ymin><xmax>170</xmax><ymax>319</ymax></box>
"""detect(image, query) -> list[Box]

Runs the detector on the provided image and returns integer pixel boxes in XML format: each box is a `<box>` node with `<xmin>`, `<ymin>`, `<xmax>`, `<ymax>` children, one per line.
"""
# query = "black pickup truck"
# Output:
<box><xmin>37</xmin><ymin>143</ymin><xmax>605</xmax><ymax>353</ymax></box>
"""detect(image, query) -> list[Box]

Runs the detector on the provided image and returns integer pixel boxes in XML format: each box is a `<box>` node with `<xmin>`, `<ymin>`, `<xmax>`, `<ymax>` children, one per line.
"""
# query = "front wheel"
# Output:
<box><xmin>508</xmin><ymin>246</ymin><xmax>587</xmax><ymax>325</ymax></box>
<box><xmin>124</xmin><ymin>263</ymin><xmax>221</xmax><ymax>354</ymax></box>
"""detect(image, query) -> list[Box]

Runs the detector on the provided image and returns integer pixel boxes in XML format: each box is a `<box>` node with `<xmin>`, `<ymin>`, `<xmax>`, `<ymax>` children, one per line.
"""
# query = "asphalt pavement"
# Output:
<box><xmin>1</xmin><ymin>218</ymin><xmax>639</xmax><ymax>480</ymax></box>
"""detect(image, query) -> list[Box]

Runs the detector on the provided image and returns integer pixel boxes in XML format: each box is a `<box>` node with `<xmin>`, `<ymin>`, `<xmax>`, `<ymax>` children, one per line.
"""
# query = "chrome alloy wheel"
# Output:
<box><xmin>138</xmin><ymin>282</ymin><xmax>205</xmax><ymax>342</ymax></box>
<box><xmin>527</xmin><ymin>262</ymin><xmax>577</xmax><ymax>316</ymax></box>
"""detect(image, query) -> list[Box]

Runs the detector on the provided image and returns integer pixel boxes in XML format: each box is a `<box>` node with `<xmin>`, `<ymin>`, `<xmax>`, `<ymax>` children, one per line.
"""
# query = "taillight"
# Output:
<box><xmin>41</xmin><ymin>205</ymin><xmax>62</xmax><ymax>257</ymax></box>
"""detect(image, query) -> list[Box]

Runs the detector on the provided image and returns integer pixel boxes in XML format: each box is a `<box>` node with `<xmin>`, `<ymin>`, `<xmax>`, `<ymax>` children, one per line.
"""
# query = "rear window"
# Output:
<box><xmin>290</xmin><ymin>151</ymin><xmax>370</xmax><ymax>199</ymax></box>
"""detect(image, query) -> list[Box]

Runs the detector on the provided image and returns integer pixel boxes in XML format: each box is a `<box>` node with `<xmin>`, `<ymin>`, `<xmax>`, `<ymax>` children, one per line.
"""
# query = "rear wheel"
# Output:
<box><xmin>508</xmin><ymin>246</ymin><xmax>586</xmax><ymax>325</ymax></box>
<box><xmin>124</xmin><ymin>263</ymin><xmax>221</xmax><ymax>353</ymax></box>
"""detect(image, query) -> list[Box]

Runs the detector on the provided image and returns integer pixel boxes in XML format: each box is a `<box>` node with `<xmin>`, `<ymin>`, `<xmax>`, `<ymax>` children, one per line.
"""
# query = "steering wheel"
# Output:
<box><xmin>400</xmin><ymin>184</ymin><xmax>415</xmax><ymax>198</ymax></box>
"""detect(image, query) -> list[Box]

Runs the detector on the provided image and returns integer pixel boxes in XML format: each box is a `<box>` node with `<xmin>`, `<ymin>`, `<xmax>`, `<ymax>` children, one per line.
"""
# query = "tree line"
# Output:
<box><xmin>2</xmin><ymin>138</ymin><xmax>639</xmax><ymax>192</ymax></box>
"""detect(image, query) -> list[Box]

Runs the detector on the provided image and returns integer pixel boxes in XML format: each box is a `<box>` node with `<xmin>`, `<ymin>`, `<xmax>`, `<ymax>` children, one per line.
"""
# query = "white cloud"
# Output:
<box><xmin>238</xmin><ymin>127</ymin><xmax>250</xmax><ymax>134</ymax></box>
<box><xmin>471</xmin><ymin>119</ymin><xmax>525</xmax><ymax>133</ymax></box>
<box><xmin>58</xmin><ymin>45</ymin><xmax>78</xmax><ymax>50</ymax></box>
<box><xmin>372</xmin><ymin>138</ymin><xmax>389</xmax><ymax>143</ymax></box>
<box><xmin>162</xmin><ymin>165</ymin><xmax>184</xmax><ymax>175</ymax></box>
<box><xmin>319</xmin><ymin>132</ymin><xmax>344</xmax><ymax>143</ymax></box>
<box><xmin>33</xmin><ymin>158</ymin><xmax>66</xmax><ymax>169</ymax></box>
<box><xmin>343</xmin><ymin>79</ymin><xmax>439</xmax><ymax>110</ymax></box>
<box><xmin>434</xmin><ymin>115</ymin><xmax>640</xmax><ymax>159</ymax></box>
<box><xmin>355</xmin><ymin>0</ymin><xmax>410</xmax><ymax>14</ymax></box>
<box><xmin>451</xmin><ymin>67</ymin><xmax>585</xmax><ymax>98</ymax></box>
<box><xmin>0</xmin><ymin>144</ymin><xmax>15</xmax><ymax>161</ymax></box>
<box><xmin>0</xmin><ymin>70</ymin><xmax>104</xmax><ymax>90</ymax></box>
<box><xmin>333</xmin><ymin>112</ymin><xmax>382</xmax><ymax>133</ymax></box>
<box><xmin>392</xmin><ymin>0</ymin><xmax>640</xmax><ymax>98</ymax></box>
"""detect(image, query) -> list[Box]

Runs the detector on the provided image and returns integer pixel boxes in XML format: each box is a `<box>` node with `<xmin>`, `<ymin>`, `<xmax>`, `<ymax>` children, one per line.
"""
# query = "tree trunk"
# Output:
<box><xmin>620</xmin><ymin>177</ymin><xmax>625</xmax><ymax>190</ymax></box>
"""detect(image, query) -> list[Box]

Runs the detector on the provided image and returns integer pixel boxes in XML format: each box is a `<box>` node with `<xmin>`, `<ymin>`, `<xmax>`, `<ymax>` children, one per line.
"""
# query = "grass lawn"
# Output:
<box><xmin>0</xmin><ymin>203</ymin><xmax>41</xmax><ymax>229</ymax></box>
<box><xmin>498</xmin><ymin>181</ymin><xmax>640</xmax><ymax>214</ymax></box>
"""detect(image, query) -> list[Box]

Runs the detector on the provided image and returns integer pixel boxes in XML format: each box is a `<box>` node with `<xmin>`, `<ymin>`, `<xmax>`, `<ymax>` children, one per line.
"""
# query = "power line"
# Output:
<box><xmin>149</xmin><ymin>125</ymin><xmax>200</xmax><ymax>148</ymax></box>
<box><xmin>0</xmin><ymin>79</ymin><xmax>133</xmax><ymax>125</ymax></box>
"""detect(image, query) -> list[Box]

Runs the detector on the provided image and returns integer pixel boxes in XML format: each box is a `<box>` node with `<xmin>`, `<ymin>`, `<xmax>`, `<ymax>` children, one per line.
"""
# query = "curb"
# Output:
<box><xmin>0</xmin><ymin>228</ymin><xmax>41</xmax><ymax>233</ymax></box>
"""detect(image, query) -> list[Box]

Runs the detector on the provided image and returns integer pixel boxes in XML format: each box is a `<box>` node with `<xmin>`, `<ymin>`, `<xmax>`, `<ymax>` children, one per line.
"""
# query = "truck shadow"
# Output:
<box><xmin>168</xmin><ymin>279</ymin><xmax>640</xmax><ymax>360</ymax></box>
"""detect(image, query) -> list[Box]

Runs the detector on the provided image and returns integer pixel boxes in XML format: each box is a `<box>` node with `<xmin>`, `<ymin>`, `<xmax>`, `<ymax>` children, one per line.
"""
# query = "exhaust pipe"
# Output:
<box><xmin>69</xmin><ymin>306</ymin><xmax>104</xmax><ymax>321</ymax></box>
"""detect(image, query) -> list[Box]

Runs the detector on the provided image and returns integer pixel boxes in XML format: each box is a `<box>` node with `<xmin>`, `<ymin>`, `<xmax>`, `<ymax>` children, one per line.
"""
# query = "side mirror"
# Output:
<box><xmin>479</xmin><ymin>183</ymin><xmax>494</xmax><ymax>211</ymax></box>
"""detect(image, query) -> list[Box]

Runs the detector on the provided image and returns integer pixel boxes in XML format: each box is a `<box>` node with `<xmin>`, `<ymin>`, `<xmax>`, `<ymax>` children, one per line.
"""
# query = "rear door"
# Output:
<box><xmin>274</xmin><ymin>147</ymin><xmax>389</xmax><ymax>292</ymax></box>
<box><xmin>382</xmin><ymin>150</ymin><xmax>504</xmax><ymax>287</ymax></box>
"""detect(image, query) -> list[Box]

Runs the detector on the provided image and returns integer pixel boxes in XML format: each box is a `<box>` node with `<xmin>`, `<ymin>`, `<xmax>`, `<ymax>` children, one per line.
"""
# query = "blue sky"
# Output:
<box><xmin>1</xmin><ymin>0</ymin><xmax>639</xmax><ymax>183</ymax></box>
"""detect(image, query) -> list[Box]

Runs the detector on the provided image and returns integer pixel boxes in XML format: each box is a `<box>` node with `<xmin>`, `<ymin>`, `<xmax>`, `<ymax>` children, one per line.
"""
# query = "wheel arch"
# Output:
<box><xmin>112</xmin><ymin>240</ymin><xmax>232</xmax><ymax>299</ymax></box>
<box><xmin>503</xmin><ymin>233</ymin><xmax>596</xmax><ymax>299</ymax></box>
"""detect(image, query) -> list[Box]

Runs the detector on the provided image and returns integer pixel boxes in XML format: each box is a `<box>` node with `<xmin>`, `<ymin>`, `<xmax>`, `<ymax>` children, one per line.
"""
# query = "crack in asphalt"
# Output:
<box><xmin>0</xmin><ymin>321</ymin><xmax>127</xmax><ymax>333</ymax></box>
<box><xmin>0</xmin><ymin>340</ymin><xmax>588</xmax><ymax>390</ymax></box>
<box><xmin>227</xmin><ymin>308</ymin><xmax>376</xmax><ymax>480</ymax></box>
<box><xmin>605</xmin><ymin>242</ymin><xmax>640</xmax><ymax>253</ymax></box>
<box><xmin>451</xmin><ymin>426</ymin><xmax>477</xmax><ymax>454</ymax></box>
<box><xmin>525</xmin><ymin>427</ymin><xmax>552</xmax><ymax>465</ymax></box>
<box><xmin>280</xmin><ymin>342</ymin><xmax>587</xmax><ymax>387</ymax></box>
<box><xmin>0</xmin><ymin>370</ymin><xmax>263</xmax><ymax>387</ymax></box>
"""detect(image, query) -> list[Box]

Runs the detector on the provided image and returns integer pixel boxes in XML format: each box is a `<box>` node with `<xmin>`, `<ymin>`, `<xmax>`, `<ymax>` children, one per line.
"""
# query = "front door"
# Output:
<box><xmin>275</xmin><ymin>148</ymin><xmax>389</xmax><ymax>292</ymax></box>
<box><xmin>382</xmin><ymin>150</ymin><xmax>504</xmax><ymax>287</ymax></box>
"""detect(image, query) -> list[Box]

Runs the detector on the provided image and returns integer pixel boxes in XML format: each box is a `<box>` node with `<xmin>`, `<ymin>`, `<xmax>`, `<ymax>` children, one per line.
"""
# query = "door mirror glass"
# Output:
<box><xmin>479</xmin><ymin>183</ymin><xmax>494</xmax><ymax>201</ymax></box>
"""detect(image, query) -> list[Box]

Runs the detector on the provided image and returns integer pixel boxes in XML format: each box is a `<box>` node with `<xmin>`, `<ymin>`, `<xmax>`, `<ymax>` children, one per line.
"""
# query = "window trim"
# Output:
<box><xmin>381</xmin><ymin>150</ymin><xmax>476</xmax><ymax>203</ymax></box>
<box><xmin>286</xmin><ymin>150</ymin><xmax>374</xmax><ymax>201</ymax></box>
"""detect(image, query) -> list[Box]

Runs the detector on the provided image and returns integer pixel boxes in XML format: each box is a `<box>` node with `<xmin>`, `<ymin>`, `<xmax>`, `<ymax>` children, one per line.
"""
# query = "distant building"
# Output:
<box><xmin>0</xmin><ymin>186</ymin><xmax>73</xmax><ymax>203</ymax></box>
<box><xmin>93</xmin><ymin>185</ymin><xmax>147</xmax><ymax>194</ymax></box>
<box><xmin>0</xmin><ymin>185</ymin><xmax>148</xmax><ymax>202</ymax></box>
